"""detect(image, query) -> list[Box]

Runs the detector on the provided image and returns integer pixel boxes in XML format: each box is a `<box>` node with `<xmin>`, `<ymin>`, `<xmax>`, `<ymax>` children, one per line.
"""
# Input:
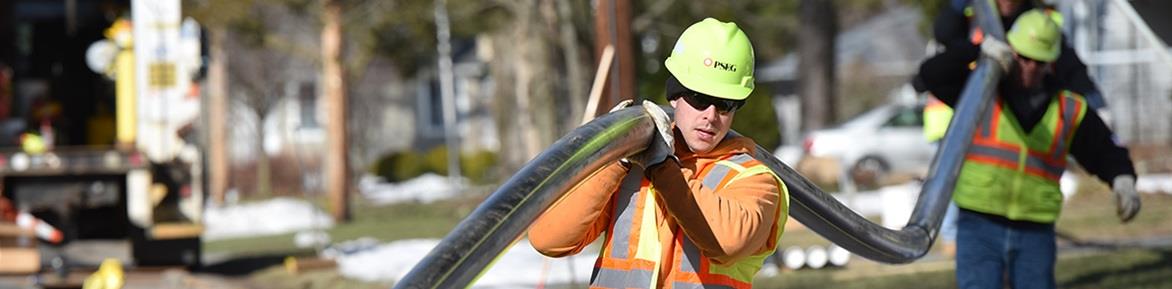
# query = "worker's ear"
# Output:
<box><xmin>670</xmin><ymin>98</ymin><xmax>678</xmax><ymax>109</ymax></box>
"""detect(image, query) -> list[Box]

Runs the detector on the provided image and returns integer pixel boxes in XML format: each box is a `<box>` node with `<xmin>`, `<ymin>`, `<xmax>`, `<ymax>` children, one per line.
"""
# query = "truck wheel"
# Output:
<box><xmin>850</xmin><ymin>156</ymin><xmax>890</xmax><ymax>190</ymax></box>
<box><xmin>130</xmin><ymin>229</ymin><xmax>201</xmax><ymax>269</ymax></box>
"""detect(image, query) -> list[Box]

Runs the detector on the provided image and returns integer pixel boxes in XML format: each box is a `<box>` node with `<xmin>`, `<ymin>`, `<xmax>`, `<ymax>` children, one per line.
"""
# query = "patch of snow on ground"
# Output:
<box><xmin>203</xmin><ymin>197</ymin><xmax>334</xmax><ymax>241</ymax></box>
<box><xmin>473</xmin><ymin>241</ymin><xmax>597</xmax><ymax>288</ymax></box>
<box><xmin>1137</xmin><ymin>174</ymin><xmax>1172</xmax><ymax>194</ymax></box>
<box><xmin>332</xmin><ymin>238</ymin><xmax>596</xmax><ymax>288</ymax></box>
<box><xmin>333</xmin><ymin>239</ymin><xmax>440</xmax><ymax>283</ymax></box>
<box><xmin>359</xmin><ymin>173</ymin><xmax>465</xmax><ymax>205</ymax></box>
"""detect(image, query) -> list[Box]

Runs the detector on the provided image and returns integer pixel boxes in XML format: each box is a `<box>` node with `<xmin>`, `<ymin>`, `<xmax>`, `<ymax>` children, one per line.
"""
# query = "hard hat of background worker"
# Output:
<box><xmin>1007</xmin><ymin>9</ymin><xmax>1061</xmax><ymax>63</ymax></box>
<box><xmin>664</xmin><ymin>18</ymin><xmax>756</xmax><ymax>100</ymax></box>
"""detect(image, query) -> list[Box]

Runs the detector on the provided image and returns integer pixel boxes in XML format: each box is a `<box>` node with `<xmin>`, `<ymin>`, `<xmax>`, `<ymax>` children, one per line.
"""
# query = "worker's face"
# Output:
<box><xmin>997</xmin><ymin>0</ymin><xmax>1024</xmax><ymax>17</ymax></box>
<box><xmin>1014</xmin><ymin>54</ymin><xmax>1049</xmax><ymax>89</ymax></box>
<box><xmin>670</xmin><ymin>91</ymin><xmax>740</xmax><ymax>154</ymax></box>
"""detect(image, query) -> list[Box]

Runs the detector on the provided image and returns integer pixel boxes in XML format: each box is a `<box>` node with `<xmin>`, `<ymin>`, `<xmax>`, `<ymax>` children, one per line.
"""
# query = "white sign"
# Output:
<box><xmin>132</xmin><ymin>0</ymin><xmax>200</xmax><ymax>161</ymax></box>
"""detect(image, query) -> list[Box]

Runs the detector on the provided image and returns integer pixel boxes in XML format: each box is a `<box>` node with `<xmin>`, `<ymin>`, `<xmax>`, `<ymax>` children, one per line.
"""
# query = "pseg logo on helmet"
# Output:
<box><xmin>703</xmin><ymin>57</ymin><xmax>736</xmax><ymax>72</ymax></box>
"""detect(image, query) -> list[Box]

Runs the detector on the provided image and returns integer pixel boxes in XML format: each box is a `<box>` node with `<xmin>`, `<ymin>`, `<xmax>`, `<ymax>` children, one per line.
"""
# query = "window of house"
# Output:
<box><xmin>428</xmin><ymin>80</ymin><xmax>444</xmax><ymax>128</ymax></box>
<box><xmin>299</xmin><ymin>82</ymin><xmax>318</xmax><ymax>128</ymax></box>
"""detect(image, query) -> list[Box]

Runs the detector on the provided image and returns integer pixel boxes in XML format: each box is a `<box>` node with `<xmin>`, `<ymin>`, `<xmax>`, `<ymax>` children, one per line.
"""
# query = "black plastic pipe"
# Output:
<box><xmin>393</xmin><ymin>0</ymin><xmax>1008</xmax><ymax>286</ymax></box>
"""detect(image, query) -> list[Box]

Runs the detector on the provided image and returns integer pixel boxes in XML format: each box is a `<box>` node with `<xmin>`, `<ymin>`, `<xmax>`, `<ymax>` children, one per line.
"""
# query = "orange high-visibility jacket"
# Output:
<box><xmin>530</xmin><ymin>135</ymin><xmax>787</xmax><ymax>288</ymax></box>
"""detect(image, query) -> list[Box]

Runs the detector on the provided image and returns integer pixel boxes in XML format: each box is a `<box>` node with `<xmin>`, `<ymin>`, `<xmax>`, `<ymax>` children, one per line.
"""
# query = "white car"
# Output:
<box><xmin>801</xmin><ymin>103</ymin><xmax>936</xmax><ymax>187</ymax></box>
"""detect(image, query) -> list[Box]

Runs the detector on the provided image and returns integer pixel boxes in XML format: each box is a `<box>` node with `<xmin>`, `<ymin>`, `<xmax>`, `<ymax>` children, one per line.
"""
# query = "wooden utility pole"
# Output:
<box><xmin>207</xmin><ymin>28</ymin><xmax>228</xmax><ymax>205</ymax></box>
<box><xmin>322</xmin><ymin>0</ymin><xmax>350</xmax><ymax>222</ymax></box>
<box><xmin>798</xmin><ymin>0</ymin><xmax>838</xmax><ymax>131</ymax></box>
<box><xmin>592</xmin><ymin>0</ymin><xmax>635</xmax><ymax>117</ymax></box>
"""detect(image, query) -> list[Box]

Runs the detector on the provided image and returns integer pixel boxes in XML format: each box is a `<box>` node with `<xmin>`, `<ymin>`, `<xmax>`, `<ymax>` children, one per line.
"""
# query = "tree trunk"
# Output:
<box><xmin>487</xmin><ymin>1</ymin><xmax>561</xmax><ymax>173</ymax></box>
<box><xmin>798</xmin><ymin>0</ymin><xmax>838</xmax><ymax>131</ymax></box>
<box><xmin>255</xmin><ymin>114</ymin><xmax>271</xmax><ymax>196</ymax></box>
<box><xmin>207</xmin><ymin>27</ymin><xmax>229</xmax><ymax>205</ymax></box>
<box><xmin>514</xmin><ymin>10</ymin><xmax>542</xmax><ymax>162</ymax></box>
<box><xmin>322</xmin><ymin>0</ymin><xmax>350</xmax><ymax>222</ymax></box>
<box><xmin>488</xmin><ymin>30</ymin><xmax>524</xmax><ymax>174</ymax></box>
<box><xmin>554</xmin><ymin>0</ymin><xmax>587</xmax><ymax>133</ymax></box>
<box><xmin>509</xmin><ymin>0</ymin><xmax>555</xmax><ymax>162</ymax></box>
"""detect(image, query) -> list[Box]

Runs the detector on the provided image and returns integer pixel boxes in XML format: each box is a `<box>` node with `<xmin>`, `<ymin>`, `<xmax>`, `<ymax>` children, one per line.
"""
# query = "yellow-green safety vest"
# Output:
<box><xmin>953</xmin><ymin>91</ymin><xmax>1086</xmax><ymax>223</ymax></box>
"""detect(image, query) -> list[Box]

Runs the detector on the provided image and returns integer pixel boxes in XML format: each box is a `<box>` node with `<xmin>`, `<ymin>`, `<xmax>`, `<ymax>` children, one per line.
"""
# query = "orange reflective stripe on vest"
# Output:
<box><xmin>970</xmin><ymin>26</ymin><xmax>984</xmax><ymax>45</ymax></box>
<box><xmin>592</xmin><ymin>168</ymin><xmax>657</xmax><ymax>289</ymax></box>
<box><xmin>592</xmin><ymin>153</ymin><xmax>772</xmax><ymax>289</ymax></box>
<box><xmin>967</xmin><ymin>141</ymin><xmax>1065</xmax><ymax>181</ymax></box>
<box><xmin>965</xmin><ymin>91</ymin><xmax>1085</xmax><ymax>181</ymax></box>
<box><xmin>666</xmin><ymin>154</ymin><xmax>760</xmax><ymax>289</ymax></box>
<box><xmin>670</xmin><ymin>235</ymin><xmax>752</xmax><ymax>289</ymax></box>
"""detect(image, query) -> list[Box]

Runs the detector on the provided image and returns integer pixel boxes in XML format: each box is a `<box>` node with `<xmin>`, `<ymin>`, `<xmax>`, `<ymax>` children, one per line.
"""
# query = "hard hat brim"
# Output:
<box><xmin>665</xmin><ymin>58</ymin><xmax>754</xmax><ymax>101</ymax></box>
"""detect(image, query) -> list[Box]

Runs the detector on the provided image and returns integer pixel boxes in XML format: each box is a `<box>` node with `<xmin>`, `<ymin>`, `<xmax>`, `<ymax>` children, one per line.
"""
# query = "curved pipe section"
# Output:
<box><xmin>393</xmin><ymin>1</ymin><xmax>1007</xmax><ymax>286</ymax></box>
<box><xmin>393</xmin><ymin>107</ymin><xmax>655</xmax><ymax>289</ymax></box>
<box><xmin>777</xmin><ymin>0</ymin><xmax>1008</xmax><ymax>263</ymax></box>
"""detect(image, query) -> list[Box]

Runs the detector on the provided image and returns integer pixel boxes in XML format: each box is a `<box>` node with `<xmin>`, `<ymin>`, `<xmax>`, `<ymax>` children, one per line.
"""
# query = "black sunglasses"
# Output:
<box><xmin>678</xmin><ymin>90</ymin><xmax>744</xmax><ymax>114</ymax></box>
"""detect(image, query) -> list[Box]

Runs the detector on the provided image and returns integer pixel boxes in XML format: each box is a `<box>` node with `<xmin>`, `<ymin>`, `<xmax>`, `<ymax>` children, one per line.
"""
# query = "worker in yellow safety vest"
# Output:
<box><xmin>918</xmin><ymin>10</ymin><xmax>1140</xmax><ymax>289</ymax></box>
<box><xmin>529</xmin><ymin>18</ymin><xmax>788</xmax><ymax>288</ymax></box>
<box><xmin>923</xmin><ymin>96</ymin><xmax>954</xmax><ymax>143</ymax></box>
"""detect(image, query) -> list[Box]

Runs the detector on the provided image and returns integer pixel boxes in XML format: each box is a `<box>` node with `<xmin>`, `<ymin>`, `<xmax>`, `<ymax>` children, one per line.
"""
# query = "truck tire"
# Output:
<box><xmin>850</xmin><ymin>156</ymin><xmax>890</xmax><ymax>190</ymax></box>
<box><xmin>130</xmin><ymin>228</ymin><xmax>201</xmax><ymax>269</ymax></box>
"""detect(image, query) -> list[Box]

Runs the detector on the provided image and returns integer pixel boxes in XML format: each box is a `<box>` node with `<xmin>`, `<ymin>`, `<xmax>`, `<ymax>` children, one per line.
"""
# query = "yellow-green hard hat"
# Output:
<box><xmin>664</xmin><ymin>18</ymin><xmax>755</xmax><ymax>100</ymax></box>
<box><xmin>1007</xmin><ymin>9</ymin><xmax>1061</xmax><ymax>63</ymax></box>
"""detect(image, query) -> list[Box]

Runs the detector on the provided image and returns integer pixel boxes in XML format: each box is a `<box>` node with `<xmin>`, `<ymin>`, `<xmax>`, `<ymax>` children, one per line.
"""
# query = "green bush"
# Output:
<box><xmin>392</xmin><ymin>152</ymin><xmax>427</xmax><ymax>182</ymax></box>
<box><xmin>423</xmin><ymin>147</ymin><xmax>450</xmax><ymax>175</ymax></box>
<box><xmin>369</xmin><ymin>151</ymin><xmax>428</xmax><ymax>183</ymax></box>
<box><xmin>369</xmin><ymin>148</ymin><xmax>499</xmax><ymax>184</ymax></box>
<box><xmin>460</xmin><ymin>150</ymin><xmax>498</xmax><ymax>184</ymax></box>
<box><xmin>369</xmin><ymin>153</ymin><xmax>397</xmax><ymax>181</ymax></box>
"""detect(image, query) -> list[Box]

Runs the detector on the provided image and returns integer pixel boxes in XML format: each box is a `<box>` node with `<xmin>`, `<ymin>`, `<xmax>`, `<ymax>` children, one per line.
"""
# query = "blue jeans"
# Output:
<box><xmin>956</xmin><ymin>209</ymin><xmax>1056</xmax><ymax>289</ymax></box>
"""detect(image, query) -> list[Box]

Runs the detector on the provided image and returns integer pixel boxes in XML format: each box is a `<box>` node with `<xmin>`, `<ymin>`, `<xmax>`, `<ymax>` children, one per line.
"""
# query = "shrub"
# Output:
<box><xmin>370</xmin><ymin>148</ymin><xmax>499</xmax><ymax>184</ymax></box>
<box><xmin>460</xmin><ymin>150</ymin><xmax>498</xmax><ymax>184</ymax></box>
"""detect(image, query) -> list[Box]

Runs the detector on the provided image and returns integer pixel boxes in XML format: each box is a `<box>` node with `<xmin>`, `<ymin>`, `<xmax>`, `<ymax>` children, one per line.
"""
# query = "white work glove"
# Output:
<box><xmin>1112</xmin><ymin>175</ymin><xmax>1141</xmax><ymax>223</ymax></box>
<box><xmin>980</xmin><ymin>37</ymin><xmax>1014</xmax><ymax>73</ymax></box>
<box><xmin>622</xmin><ymin>101</ymin><xmax>677</xmax><ymax>170</ymax></box>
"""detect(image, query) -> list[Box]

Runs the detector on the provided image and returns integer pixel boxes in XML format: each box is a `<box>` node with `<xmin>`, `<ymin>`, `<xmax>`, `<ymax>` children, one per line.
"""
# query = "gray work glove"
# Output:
<box><xmin>1113</xmin><ymin>175</ymin><xmax>1141</xmax><ymax>223</ymax></box>
<box><xmin>980</xmin><ymin>37</ymin><xmax>1014</xmax><ymax>73</ymax></box>
<box><xmin>622</xmin><ymin>101</ymin><xmax>678</xmax><ymax>170</ymax></box>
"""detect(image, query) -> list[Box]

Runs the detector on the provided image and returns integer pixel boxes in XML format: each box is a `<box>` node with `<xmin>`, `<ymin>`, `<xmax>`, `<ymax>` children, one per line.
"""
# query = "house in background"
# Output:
<box><xmin>1058</xmin><ymin>0</ymin><xmax>1172</xmax><ymax>146</ymax></box>
<box><xmin>226</xmin><ymin>32</ymin><xmax>500</xmax><ymax>194</ymax></box>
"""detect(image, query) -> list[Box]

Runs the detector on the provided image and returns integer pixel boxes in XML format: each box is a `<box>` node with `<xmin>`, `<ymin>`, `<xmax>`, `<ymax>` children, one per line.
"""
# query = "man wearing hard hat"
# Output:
<box><xmin>919</xmin><ymin>10</ymin><xmax>1140</xmax><ymax>289</ymax></box>
<box><xmin>529</xmin><ymin>18</ymin><xmax>787</xmax><ymax>288</ymax></box>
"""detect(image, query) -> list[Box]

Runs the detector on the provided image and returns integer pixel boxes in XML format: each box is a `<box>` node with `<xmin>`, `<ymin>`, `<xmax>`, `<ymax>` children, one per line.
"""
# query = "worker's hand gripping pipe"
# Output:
<box><xmin>392</xmin><ymin>1</ymin><xmax>1008</xmax><ymax>287</ymax></box>
<box><xmin>392</xmin><ymin>107</ymin><xmax>657</xmax><ymax>289</ymax></box>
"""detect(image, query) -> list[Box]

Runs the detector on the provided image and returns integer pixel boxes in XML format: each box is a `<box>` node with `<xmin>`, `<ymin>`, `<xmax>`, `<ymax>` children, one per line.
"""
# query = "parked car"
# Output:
<box><xmin>801</xmin><ymin>103</ymin><xmax>935</xmax><ymax>188</ymax></box>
